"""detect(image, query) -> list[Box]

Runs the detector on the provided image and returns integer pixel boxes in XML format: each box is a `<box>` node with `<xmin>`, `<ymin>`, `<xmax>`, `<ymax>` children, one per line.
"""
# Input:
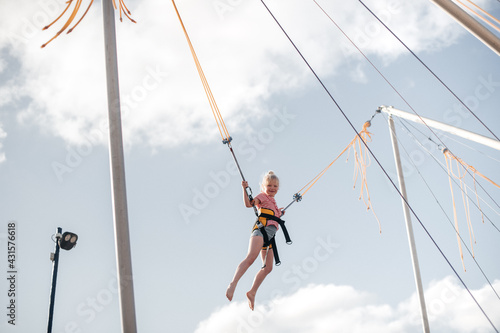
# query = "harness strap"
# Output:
<box><xmin>255</xmin><ymin>223</ymin><xmax>281</xmax><ymax>267</ymax></box>
<box><xmin>257</xmin><ymin>220</ymin><xmax>270</xmax><ymax>247</ymax></box>
<box><xmin>253</xmin><ymin>211</ymin><xmax>292</xmax><ymax>266</ymax></box>
<box><xmin>270</xmin><ymin>237</ymin><xmax>280</xmax><ymax>266</ymax></box>
<box><xmin>258</xmin><ymin>213</ymin><xmax>292</xmax><ymax>245</ymax></box>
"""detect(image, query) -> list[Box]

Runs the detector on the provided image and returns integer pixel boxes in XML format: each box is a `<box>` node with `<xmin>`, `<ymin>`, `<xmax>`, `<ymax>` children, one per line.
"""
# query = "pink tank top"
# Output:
<box><xmin>255</xmin><ymin>192</ymin><xmax>281</xmax><ymax>229</ymax></box>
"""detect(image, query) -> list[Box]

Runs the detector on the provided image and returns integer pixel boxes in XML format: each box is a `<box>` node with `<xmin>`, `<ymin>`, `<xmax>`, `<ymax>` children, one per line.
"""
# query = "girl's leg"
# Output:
<box><xmin>246</xmin><ymin>247</ymin><xmax>274</xmax><ymax>310</ymax></box>
<box><xmin>226</xmin><ymin>235</ymin><xmax>264</xmax><ymax>301</ymax></box>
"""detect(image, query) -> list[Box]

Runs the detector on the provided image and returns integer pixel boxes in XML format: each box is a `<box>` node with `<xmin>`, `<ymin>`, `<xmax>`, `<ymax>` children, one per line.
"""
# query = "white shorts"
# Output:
<box><xmin>251</xmin><ymin>225</ymin><xmax>277</xmax><ymax>240</ymax></box>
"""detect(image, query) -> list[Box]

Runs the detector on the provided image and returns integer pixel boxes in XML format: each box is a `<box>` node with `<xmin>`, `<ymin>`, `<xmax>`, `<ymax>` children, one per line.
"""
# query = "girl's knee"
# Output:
<box><xmin>263</xmin><ymin>265</ymin><xmax>273</xmax><ymax>275</ymax></box>
<box><xmin>242</xmin><ymin>256</ymin><xmax>256</xmax><ymax>267</ymax></box>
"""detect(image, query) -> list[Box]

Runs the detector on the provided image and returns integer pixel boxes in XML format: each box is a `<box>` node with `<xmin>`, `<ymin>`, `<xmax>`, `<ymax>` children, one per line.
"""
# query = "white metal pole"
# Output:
<box><xmin>102</xmin><ymin>0</ymin><xmax>137</xmax><ymax>332</ymax></box>
<box><xmin>388</xmin><ymin>115</ymin><xmax>430</xmax><ymax>333</ymax></box>
<box><xmin>380</xmin><ymin>106</ymin><xmax>500</xmax><ymax>151</ymax></box>
<box><xmin>429</xmin><ymin>0</ymin><xmax>500</xmax><ymax>56</ymax></box>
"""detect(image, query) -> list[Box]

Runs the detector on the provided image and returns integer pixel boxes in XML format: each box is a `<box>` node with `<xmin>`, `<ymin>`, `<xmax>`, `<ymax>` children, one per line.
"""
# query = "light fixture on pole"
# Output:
<box><xmin>60</xmin><ymin>232</ymin><xmax>78</xmax><ymax>251</ymax></box>
<box><xmin>47</xmin><ymin>227</ymin><xmax>78</xmax><ymax>333</ymax></box>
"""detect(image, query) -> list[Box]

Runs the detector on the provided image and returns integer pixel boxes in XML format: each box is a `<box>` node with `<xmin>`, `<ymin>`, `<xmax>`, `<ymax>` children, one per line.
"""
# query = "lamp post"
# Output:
<box><xmin>47</xmin><ymin>227</ymin><xmax>78</xmax><ymax>333</ymax></box>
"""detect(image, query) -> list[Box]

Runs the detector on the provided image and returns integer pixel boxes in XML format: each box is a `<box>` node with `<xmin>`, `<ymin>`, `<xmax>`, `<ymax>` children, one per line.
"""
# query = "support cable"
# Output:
<box><xmin>357</xmin><ymin>0</ymin><xmax>500</xmax><ymax>142</ymax></box>
<box><xmin>259</xmin><ymin>1</ymin><xmax>499</xmax><ymax>330</ymax></box>
<box><xmin>313</xmin><ymin>0</ymin><xmax>496</xmax><ymax>217</ymax></box>
<box><xmin>314</xmin><ymin>0</ymin><xmax>500</xmax><ymax>207</ymax></box>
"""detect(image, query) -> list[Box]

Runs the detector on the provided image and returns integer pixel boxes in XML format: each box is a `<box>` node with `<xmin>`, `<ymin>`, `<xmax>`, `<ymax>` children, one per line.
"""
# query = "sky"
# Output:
<box><xmin>1</xmin><ymin>0</ymin><xmax>500</xmax><ymax>332</ymax></box>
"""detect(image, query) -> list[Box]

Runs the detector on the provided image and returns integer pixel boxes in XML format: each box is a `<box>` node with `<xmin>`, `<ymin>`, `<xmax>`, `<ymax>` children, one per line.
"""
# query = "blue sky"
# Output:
<box><xmin>1</xmin><ymin>0</ymin><xmax>500</xmax><ymax>332</ymax></box>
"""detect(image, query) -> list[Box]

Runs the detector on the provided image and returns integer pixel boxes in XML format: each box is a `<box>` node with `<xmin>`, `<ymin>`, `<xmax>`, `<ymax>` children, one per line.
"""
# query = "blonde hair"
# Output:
<box><xmin>261</xmin><ymin>170</ymin><xmax>279</xmax><ymax>192</ymax></box>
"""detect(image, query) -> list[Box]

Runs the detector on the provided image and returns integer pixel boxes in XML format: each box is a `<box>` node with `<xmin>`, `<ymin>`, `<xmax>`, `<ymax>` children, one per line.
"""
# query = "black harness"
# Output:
<box><xmin>253</xmin><ymin>209</ymin><xmax>292</xmax><ymax>266</ymax></box>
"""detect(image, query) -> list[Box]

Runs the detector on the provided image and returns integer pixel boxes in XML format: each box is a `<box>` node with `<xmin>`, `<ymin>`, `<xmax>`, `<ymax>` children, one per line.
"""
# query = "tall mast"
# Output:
<box><xmin>102</xmin><ymin>0</ymin><xmax>138</xmax><ymax>332</ymax></box>
<box><xmin>387</xmin><ymin>115</ymin><xmax>431</xmax><ymax>333</ymax></box>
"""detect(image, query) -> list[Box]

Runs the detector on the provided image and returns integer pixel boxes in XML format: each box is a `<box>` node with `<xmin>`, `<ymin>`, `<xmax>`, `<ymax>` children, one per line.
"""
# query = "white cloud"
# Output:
<box><xmin>194</xmin><ymin>276</ymin><xmax>500</xmax><ymax>333</ymax></box>
<box><xmin>0</xmin><ymin>0</ymin><xmax>467</xmax><ymax>148</ymax></box>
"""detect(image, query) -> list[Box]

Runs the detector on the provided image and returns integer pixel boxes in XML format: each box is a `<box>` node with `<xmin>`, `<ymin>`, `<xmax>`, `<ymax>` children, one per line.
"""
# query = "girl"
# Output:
<box><xmin>226</xmin><ymin>171</ymin><xmax>283</xmax><ymax>310</ymax></box>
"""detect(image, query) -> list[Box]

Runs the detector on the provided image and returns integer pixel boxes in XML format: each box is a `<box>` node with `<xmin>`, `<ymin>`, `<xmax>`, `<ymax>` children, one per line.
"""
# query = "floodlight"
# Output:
<box><xmin>59</xmin><ymin>232</ymin><xmax>78</xmax><ymax>251</ymax></box>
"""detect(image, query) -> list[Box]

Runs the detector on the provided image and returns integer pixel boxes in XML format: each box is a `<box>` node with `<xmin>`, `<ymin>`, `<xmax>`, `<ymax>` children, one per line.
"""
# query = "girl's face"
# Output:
<box><xmin>264</xmin><ymin>179</ymin><xmax>279</xmax><ymax>197</ymax></box>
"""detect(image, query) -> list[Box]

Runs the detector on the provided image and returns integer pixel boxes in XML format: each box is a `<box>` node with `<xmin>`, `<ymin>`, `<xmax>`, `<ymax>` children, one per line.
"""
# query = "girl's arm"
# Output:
<box><xmin>242</xmin><ymin>181</ymin><xmax>260</xmax><ymax>208</ymax></box>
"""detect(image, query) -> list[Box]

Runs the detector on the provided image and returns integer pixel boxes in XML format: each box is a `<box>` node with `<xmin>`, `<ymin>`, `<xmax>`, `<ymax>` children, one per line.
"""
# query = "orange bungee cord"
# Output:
<box><xmin>284</xmin><ymin>121</ymin><xmax>381</xmax><ymax>232</ymax></box>
<box><xmin>41</xmin><ymin>0</ymin><xmax>136</xmax><ymax>48</ymax></box>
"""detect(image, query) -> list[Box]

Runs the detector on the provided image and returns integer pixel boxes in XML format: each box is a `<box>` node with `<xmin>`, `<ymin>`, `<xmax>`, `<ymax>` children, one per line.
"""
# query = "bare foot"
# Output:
<box><xmin>246</xmin><ymin>291</ymin><xmax>255</xmax><ymax>310</ymax></box>
<box><xmin>226</xmin><ymin>283</ymin><xmax>236</xmax><ymax>301</ymax></box>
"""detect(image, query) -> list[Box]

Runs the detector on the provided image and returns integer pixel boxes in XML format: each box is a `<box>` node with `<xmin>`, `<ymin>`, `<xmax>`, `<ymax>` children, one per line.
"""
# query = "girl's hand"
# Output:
<box><xmin>242</xmin><ymin>181</ymin><xmax>248</xmax><ymax>188</ymax></box>
<box><xmin>280</xmin><ymin>208</ymin><xmax>285</xmax><ymax>216</ymax></box>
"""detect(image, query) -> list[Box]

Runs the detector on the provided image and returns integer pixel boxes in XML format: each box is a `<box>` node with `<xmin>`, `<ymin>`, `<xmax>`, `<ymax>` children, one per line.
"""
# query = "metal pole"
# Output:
<box><xmin>102</xmin><ymin>1</ymin><xmax>137</xmax><ymax>332</ymax></box>
<box><xmin>429</xmin><ymin>0</ymin><xmax>500</xmax><ymax>56</ymax></box>
<box><xmin>47</xmin><ymin>227</ymin><xmax>62</xmax><ymax>333</ymax></box>
<box><xmin>388</xmin><ymin>116</ymin><xmax>431</xmax><ymax>333</ymax></box>
<box><xmin>380</xmin><ymin>106</ymin><xmax>500</xmax><ymax>151</ymax></box>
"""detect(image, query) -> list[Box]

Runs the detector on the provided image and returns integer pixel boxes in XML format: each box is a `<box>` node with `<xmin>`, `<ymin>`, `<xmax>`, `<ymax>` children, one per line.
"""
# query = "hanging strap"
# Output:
<box><xmin>253</xmin><ymin>210</ymin><xmax>292</xmax><ymax>267</ymax></box>
<box><xmin>258</xmin><ymin>213</ymin><xmax>292</xmax><ymax>245</ymax></box>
